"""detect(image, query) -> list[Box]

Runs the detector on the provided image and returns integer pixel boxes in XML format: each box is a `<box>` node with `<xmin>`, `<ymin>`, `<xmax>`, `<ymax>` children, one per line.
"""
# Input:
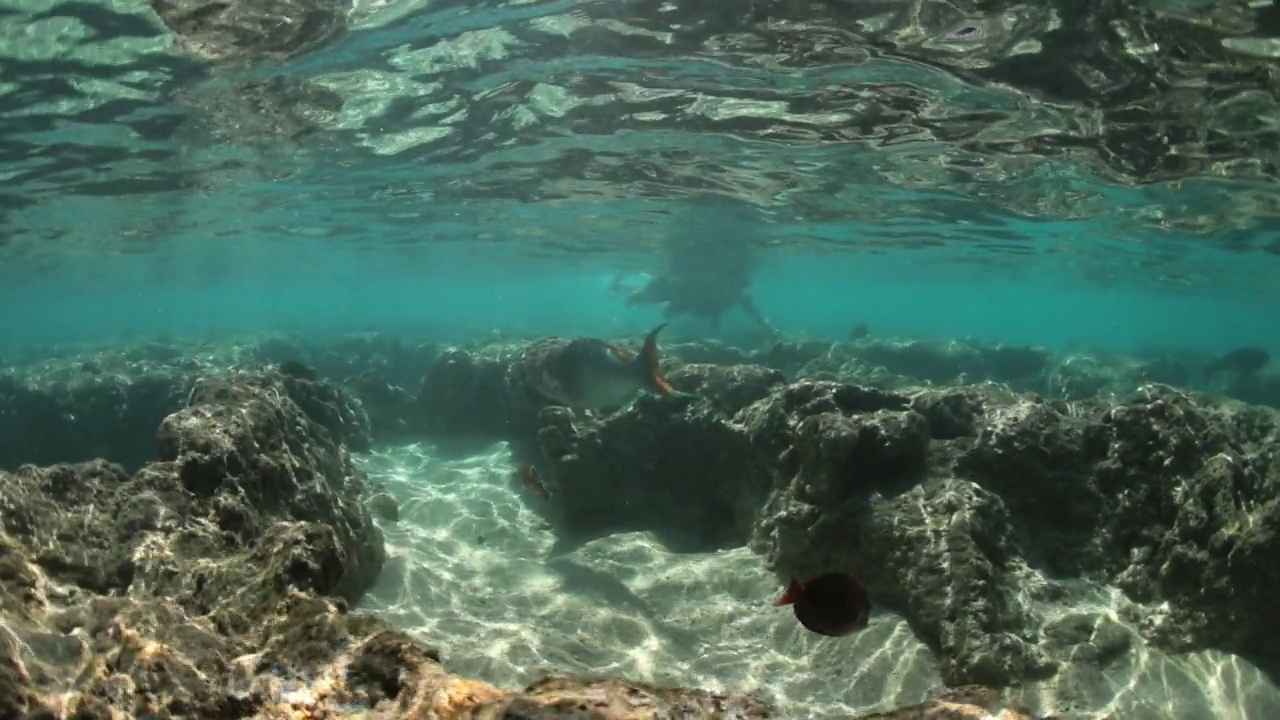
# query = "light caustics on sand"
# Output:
<box><xmin>352</xmin><ymin>441</ymin><xmax>1280</xmax><ymax>719</ymax></box>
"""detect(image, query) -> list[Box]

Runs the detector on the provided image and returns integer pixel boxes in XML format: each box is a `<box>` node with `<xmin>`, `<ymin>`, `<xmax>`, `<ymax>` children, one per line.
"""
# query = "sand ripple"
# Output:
<box><xmin>355</xmin><ymin>442</ymin><xmax>1280</xmax><ymax>719</ymax></box>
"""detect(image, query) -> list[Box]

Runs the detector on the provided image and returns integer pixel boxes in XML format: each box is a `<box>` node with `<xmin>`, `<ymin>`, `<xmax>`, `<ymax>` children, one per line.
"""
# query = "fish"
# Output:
<box><xmin>1203</xmin><ymin>347</ymin><xmax>1270</xmax><ymax>381</ymax></box>
<box><xmin>524</xmin><ymin>323</ymin><xmax>693</xmax><ymax>410</ymax></box>
<box><xmin>773</xmin><ymin>572</ymin><xmax>872</xmax><ymax>637</ymax></box>
<box><xmin>520</xmin><ymin>464</ymin><xmax>553</xmax><ymax>500</ymax></box>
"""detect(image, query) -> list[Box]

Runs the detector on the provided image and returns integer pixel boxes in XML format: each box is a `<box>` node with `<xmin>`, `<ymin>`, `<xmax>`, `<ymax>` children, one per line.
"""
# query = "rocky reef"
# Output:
<box><xmin>504</xmin><ymin>360</ymin><xmax>1280</xmax><ymax>689</ymax></box>
<box><xmin>0</xmin><ymin>366</ymin><xmax>790</xmax><ymax>718</ymax></box>
<box><xmin>1</xmin><ymin>330</ymin><xmax>1278</xmax><ymax>718</ymax></box>
<box><xmin>6</xmin><ymin>331</ymin><xmax>1272</xmax><ymax>473</ymax></box>
<box><xmin>438</xmin><ymin>329</ymin><xmax>1280</xmax><ymax>711</ymax></box>
<box><xmin>0</xmin><ymin>341</ymin><xmax>374</xmax><ymax>472</ymax></box>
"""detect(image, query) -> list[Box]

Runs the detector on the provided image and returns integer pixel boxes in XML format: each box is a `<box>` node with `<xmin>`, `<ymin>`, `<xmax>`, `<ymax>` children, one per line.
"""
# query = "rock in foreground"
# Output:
<box><xmin>0</xmin><ymin>369</ymin><xmax>774</xmax><ymax>719</ymax></box>
<box><xmin>4</xmin><ymin>331</ymin><xmax>1277</xmax><ymax>718</ymax></box>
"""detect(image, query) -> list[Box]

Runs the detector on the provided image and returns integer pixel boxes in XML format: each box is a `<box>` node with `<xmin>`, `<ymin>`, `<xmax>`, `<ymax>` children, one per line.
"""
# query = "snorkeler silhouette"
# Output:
<box><xmin>621</xmin><ymin>233</ymin><xmax>777</xmax><ymax>335</ymax></box>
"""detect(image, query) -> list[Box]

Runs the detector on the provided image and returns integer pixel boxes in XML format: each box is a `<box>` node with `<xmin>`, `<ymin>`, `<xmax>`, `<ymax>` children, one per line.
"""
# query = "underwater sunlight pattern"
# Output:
<box><xmin>2</xmin><ymin>0</ymin><xmax>1280</xmax><ymax>718</ymax></box>
<box><xmin>355</xmin><ymin>441</ymin><xmax>1280</xmax><ymax>719</ymax></box>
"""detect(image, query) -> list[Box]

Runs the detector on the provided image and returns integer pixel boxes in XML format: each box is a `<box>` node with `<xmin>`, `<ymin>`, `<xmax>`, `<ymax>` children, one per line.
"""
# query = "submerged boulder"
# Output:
<box><xmin>744</xmin><ymin>381</ymin><xmax>1055</xmax><ymax>688</ymax></box>
<box><xmin>0</xmin><ymin>368</ymin><xmax>778</xmax><ymax>718</ymax></box>
<box><xmin>0</xmin><ymin>369</ymin><xmax>385</xmax><ymax>715</ymax></box>
<box><xmin>512</xmin><ymin>358</ymin><xmax>1280</xmax><ymax>695</ymax></box>
<box><xmin>527</xmin><ymin>364</ymin><xmax>780</xmax><ymax>552</ymax></box>
<box><xmin>418</xmin><ymin>347</ymin><xmax>515</xmax><ymax>439</ymax></box>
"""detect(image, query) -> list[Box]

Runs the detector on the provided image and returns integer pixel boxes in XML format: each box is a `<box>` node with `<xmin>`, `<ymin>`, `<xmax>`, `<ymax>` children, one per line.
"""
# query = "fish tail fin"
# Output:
<box><xmin>637</xmin><ymin>323</ymin><xmax>679</xmax><ymax>395</ymax></box>
<box><xmin>772</xmin><ymin>578</ymin><xmax>802</xmax><ymax>607</ymax></box>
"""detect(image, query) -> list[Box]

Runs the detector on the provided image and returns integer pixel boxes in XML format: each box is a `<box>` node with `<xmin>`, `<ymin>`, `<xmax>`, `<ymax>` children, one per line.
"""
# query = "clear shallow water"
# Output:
<box><xmin>3</xmin><ymin>0</ymin><xmax>1279</xmax><ymax>359</ymax></box>
<box><xmin>4</xmin><ymin>0</ymin><xmax>1280</xmax><ymax>716</ymax></box>
<box><xmin>354</xmin><ymin>442</ymin><xmax>1280</xmax><ymax>719</ymax></box>
<box><xmin>353</xmin><ymin>442</ymin><xmax>944</xmax><ymax>717</ymax></box>
<box><xmin>1</xmin><ymin>242</ymin><xmax>1276</xmax><ymax>359</ymax></box>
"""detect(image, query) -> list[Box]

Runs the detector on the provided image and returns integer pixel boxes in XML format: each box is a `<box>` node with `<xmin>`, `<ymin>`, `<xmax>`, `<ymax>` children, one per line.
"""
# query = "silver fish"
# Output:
<box><xmin>522</xmin><ymin>323</ymin><xmax>684</xmax><ymax>410</ymax></box>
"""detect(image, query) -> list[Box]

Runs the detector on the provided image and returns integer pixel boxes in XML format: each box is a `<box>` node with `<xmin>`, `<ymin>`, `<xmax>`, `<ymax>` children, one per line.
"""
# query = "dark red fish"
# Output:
<box><xmin>773</xmin><ymin>572</ymin><xmax>871</xmax><ymax>637</ymax></box>
<box><xmin>520</xmin><ymin>464</ymin><xmax>553</xmax><ymax>500</ymax></box>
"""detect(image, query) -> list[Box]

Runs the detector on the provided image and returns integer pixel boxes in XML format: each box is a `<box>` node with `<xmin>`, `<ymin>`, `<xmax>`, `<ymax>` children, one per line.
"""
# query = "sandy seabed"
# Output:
<box><xmin>353</xmin><ymin>442</ymin><xmax>1280</xmax><ymax>720</ymax></box>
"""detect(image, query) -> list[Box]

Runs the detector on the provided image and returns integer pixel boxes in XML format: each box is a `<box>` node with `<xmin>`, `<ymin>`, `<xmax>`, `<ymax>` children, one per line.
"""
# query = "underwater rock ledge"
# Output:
<box><xmin>0</xmin><ymin>369</ymin><xmax>780</xmax><ymax>719</ymax></box>
<box><xmin>0</xmin><ymin>365</ymin><xmax>1037</xmax><ymax>719</ymax></box>
<box><xmin>2</xmin><ymin>333</ymin><xmax>1279</xmax><ymax>716</ymax></box>
<box><xmin>488</xmin><ymin>337</ymin><xmax>1280</xmax><ymax>704</ymax></box>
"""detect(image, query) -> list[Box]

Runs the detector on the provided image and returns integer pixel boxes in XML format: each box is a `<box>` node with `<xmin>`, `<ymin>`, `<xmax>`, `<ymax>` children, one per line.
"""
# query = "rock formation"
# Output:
<box><xmin>493</xmin><ymin>333</ymin><xmax>1280</xmax><ymax>697</ymax></box>
<box><xmin>0</xmin><ymin>366</ymin><xmax>783</xmax><ymax>718</ymax></box>
<box><xmin>2</xmin><ymin>331</ymin><xmax>1279</xmax><ymax>717</ymax></box>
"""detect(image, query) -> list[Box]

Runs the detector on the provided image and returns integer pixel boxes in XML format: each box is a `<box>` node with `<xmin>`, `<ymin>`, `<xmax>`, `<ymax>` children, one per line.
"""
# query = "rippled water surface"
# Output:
<box><xmin>4</xmin><ymin>0</ymin><xmax>1280</xmax><ymax>293</ymax></box>
<box><xmin>4</xmin><ymin>2</ymin><xmax>1280</xmax><ymax>718</ymax></box>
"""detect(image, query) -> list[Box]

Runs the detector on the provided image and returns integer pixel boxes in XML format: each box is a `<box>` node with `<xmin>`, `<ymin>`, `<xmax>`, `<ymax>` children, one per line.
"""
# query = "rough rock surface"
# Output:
<box><xmin>0</xmin><ymin>349</ymin><xmax>371</xmax><ymax>472</ymax></box>
<box><xmin>746</xmin><ymin>380</ymin><xmax>1280</xmax><ymax>688</ymax></box>
<box><xmin>0</xmin><ymin>360</ymin><xmax>188</xmax><ymax>472</ymax></box>
<box><xmin>0</xmin><ymin>369</ymin><xmax>383</xmax><ymax>715</ymax></box>
<box><xmin>853</xmin><ymin>685</ymin><xmax>1036</xmax><ymax>720</ymax></box>
<box><xmin>148</xmin><ymin>0</ymin><xmax>347</xmax><ymax>64</ymax></box>
<box><xmin>253</xmin><ymin>333</ymin><xmax>438</xmax><ymax>444</ymax></box>
<box><xmin>0</xmin><ymin>366</ymin><xmax>783</xmax><ymax>719</ymax></box>
<box><xmin>497</xmin><ymin>332</ymin><xmax>1280</xmax><ymax>693</ymax></box>
<box><xmin>3</xmin><ymin>332</ymin><xmax>1272</xmax><ymax>473</ymax></box>
<box><xmin>419</xmin><ymin>346</ymin><xmax>519</xmax><ymax>440</ymax></box>
<box><xmin>958</xmin><ymin>385</ymin><xmax>1280</xmax><ymax>665</ymax></box>
<box><xmin>4</xmin><ymin>332</ymin><xmax>1280</xmax><ymax>717</ymax></box>
<box><xmin>526</xmin><ymin>363</ymin><xmax>784</xmax><ymax>551</ymax></box>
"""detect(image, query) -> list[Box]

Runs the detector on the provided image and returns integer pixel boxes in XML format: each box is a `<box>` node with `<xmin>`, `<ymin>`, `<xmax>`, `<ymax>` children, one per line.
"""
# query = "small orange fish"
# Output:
<box><xmin>773</xmin><ymin>572</ymin><xmax>871</xmax><ymax>637</ymax></box>
<box><xmin>520</xmin><ymin>464</ymin><xmax>553</xmax><ymax>500</ymax></box>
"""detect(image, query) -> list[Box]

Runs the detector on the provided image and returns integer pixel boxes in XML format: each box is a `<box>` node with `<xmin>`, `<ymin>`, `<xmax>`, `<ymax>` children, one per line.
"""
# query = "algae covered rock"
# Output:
<box><xmin>5</xmin><ymin>333</ymin><xmax>1280</xmax><ymax>717</ymax></box>
<box><xmin>530</xmin><ymin>388</ymin><xmax>760</xmax><ymax>552</ymax></box>
<box><xmin>0</xmin><ymin>363</ymin><xmax>190</xmax><ymax>472</ymax></box>
<box><xmin>0</xmin><ymin>365</ymin><xmax>777</xmax><ymax>719</ymax></box>
<box><xmin>744</xmin><ymin>381</ymin><xmax>1052</xmax><ymax>688</ymax></box>
<box><xmin>420</xmin><ymin>347</ymin><xmax>515</xmax><ymax>438</ymax></box>
<box><xmin>0</xmin><ymin>368</ymin><xmax>386</xmax><ymax>716</ymax></box>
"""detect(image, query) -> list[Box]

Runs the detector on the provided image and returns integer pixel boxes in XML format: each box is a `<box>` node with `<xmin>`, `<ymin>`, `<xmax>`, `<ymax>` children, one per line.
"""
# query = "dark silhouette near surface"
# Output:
<box><xmin>623</xmin><ymin>236</ymin><xmax>776</xmax><ymax>335</ymax></box>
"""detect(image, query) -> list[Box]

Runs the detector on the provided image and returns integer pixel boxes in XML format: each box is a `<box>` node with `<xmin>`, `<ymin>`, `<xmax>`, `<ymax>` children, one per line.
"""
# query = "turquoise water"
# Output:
<box><xmin>2</xmin><ymin>240</ymin><xmax>1275</xmax><ymax>355</ymax></box>
<box><xmin>2</xmin><ymin>0</ymin><xmax>1278</xmax><ymax>361</ymax></box>
<box><xmin>4</xmin><ymin>0</ymin><xmax>1280</xmax><ymax>717</ymax></box>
